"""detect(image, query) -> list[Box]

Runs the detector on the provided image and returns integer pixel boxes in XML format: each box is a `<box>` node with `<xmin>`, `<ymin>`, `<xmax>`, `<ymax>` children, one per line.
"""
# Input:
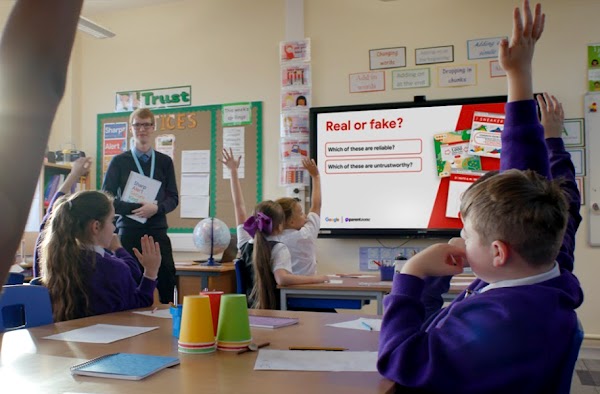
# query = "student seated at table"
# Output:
<box><xmin>40</xmin><ymin>190</ymin><xmax>161</xmax><ymax>322</ymax></box>
<box><xmin>221</xmin><ymin>149</ymin><xmax>328</xmax><ymax>309</ymax></box>
<box><xmin>377</xmin><ymin>1</ymin><xmax>583</xmax><ymax>392</ymax></box>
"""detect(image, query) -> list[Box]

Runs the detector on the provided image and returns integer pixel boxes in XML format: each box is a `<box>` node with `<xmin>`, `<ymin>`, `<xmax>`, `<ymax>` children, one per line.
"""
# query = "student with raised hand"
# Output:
<box><xmin>537</xmin><ymin>92</ymin><xmax>581</xmax><ymax>273</ymax></box>
<box><xmin>276</xmin><ymin>157</ymin><xmax>322</xmax><ymax>276</ymax></box>
<box><xmin>221</xmin><ymin>149</ymin><xmax>328</xmax><ymax>310</ymax></box>
<box><xmin>40</xmin><ymin>190</ymin><xmax>161</xmax><ymax>322</ymax></box>
<box><xmin>32</xmin><ymin>157</ymin><xmax>95</xmax><ymax>278</ymax></box>
<box><xmin>0</xmin><ymin>0</ymin><xmax>83</xmax><ymax>288</ymax></box>
<box><xmin>377</xmin><ymin>2</ymin><xmax>583</xmax><ymax>392</ymax></box>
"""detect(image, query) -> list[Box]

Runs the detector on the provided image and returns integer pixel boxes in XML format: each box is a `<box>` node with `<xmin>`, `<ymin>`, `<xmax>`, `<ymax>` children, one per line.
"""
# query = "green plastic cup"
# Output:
<box><xmin>216</xmin><ymin>294</ymin><xmax>251</xmax><ymax>343</ymax></box>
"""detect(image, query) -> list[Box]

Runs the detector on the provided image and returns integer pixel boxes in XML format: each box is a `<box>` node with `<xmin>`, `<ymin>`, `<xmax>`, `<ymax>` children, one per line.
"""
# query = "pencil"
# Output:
<box><xmin>361</xmin><ymin>321</ymin><xmax>373</xmax><ymax>331</ymax></box>
<box><xmin>288</xmin><ymin>346</ymin><xmax>347</xmax><ymax>351</ymax></box>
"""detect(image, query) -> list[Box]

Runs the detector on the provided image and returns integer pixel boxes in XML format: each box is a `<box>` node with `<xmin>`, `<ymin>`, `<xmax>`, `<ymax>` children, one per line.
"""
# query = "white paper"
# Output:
<box><xmin>180</xmin><ymin>173</ymin><xmax>209</xmax><ymax>196</ymax></box>
<box><xmin>121</xmin><ymin>172</ymin><xmax>162</xmax><ymax>224</ymax></box>
<box><xmin>180</xmin><ymin>195</ymin><xmax>209</xmax><ymax>218</ymax></box>
<box><xmin>181</xmin><ymin>150</ymin><xmax>210</xmax><ymax>173</ymax></box>
<box><xmin>326</xmin><ymin>318</ymin><xmax>383</xmax><ymax>332</ymax></box>
<box><xmin>155</xmin><ymin>134</ymin><xmax>175</xmax><ymax>159</ymax></box>
<box><xmin>446</xmin><ymin>179</ymin><xmax>472</xmax><ymax>218</ymax></box>
<box><xmin>132</xmin><ymin>309</ymin><xmax>172</xmax><ymax>319</ymax></box>
<box><xmin>327</xmin><ymin>279</ymin><xmax>343</xmax><ymax>284</ymax></box>
<box><xmin>223</xmin><ymin>127</ymin><xmax>245</xmax><ymax>179</ymax></box>
<box><xmin>254</xmin><ymin>350</ymin><xmax>377</xmax><ymax>372</ymax></box>
<box><xmin>43</xmin><ymin>324</ymin><xmax>158</xmax><ymax>344</ymax></box>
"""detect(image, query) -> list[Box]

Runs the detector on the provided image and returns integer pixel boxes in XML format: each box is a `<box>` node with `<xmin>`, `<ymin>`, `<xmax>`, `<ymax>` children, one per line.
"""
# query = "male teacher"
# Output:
<box><xmin>102</xmin><ymin>108</ymin><xmax>179</xmax><ymax>304</ymax></box>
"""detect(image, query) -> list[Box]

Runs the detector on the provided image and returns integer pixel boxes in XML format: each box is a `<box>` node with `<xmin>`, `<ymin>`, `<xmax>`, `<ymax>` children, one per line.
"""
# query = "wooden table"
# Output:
<box><xmin>0</xmin><ymin>308</ymin><xmax>394</xmax><ymax>393</ymax></box>
<box><xmin>279</xmin><ymin>274</ymin><xmax>477</xmax><ymax>315</ymax></box>
<box><xmin>175</xmin><ymin>262</ymin><xmax>236</xmax><ymax>303</ymax></box>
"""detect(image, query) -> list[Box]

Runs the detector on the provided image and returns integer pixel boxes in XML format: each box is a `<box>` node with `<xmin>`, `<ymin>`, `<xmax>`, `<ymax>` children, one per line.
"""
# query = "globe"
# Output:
<box><xmin>193</xmin><ymin>217</ymin><xmax>231</xmax><ymax>265</ymax></box>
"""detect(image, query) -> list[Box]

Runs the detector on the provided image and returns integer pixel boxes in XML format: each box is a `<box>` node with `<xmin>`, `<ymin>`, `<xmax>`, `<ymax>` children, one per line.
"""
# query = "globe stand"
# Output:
<box><xmin>200</xmin><ymin>218</ymin><xmax>221</xmax><ymax>267</ymax></box>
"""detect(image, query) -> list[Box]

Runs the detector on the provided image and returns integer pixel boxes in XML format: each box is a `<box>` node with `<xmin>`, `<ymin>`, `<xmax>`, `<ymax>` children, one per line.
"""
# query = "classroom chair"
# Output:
<box><xmin>555</xmin><ymin>317</ymin><xmax>584</xmax><ymax>394</ymax></box>
<box><xmin>0</xmin><ymin>284</ymin><xmax>53</xmax><ymax>331</ymax></box>
<box><xmin>5</xmin><ymin>272</ymin><xmax>24</xmax><ymax>285</ymax></box>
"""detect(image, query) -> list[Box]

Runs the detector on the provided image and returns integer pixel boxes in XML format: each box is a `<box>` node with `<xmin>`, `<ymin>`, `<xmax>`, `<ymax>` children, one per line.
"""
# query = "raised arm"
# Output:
<box><xmin>303</xmin><ymin>158</ymin><xmax>321</xmax><ymax>216</ymax></box>
<box><xmin>538</xmin><ymin>93</ymin><xmax>581</xmax><ymax>272</ymax></box>
<box><xmin>0</xmin><ymin>0</ymin><xmax>83</xmax><ymax>286</ymax></box>
<box><xmin>498</xmin><ymin>0</ymin><xmax>548</xmax><ymax>176</ymax></box>
<box><xmin>58</xmin><ymin>157</ymin><xmax>92</xmax><ymax>194</ymax></box>
<box><xmin>498</xmin><ymin>0</ymin><xmax>544</xmax><ymax>102</ymax></box>
<box><xmin>220</xmin><ymin>148</ymin><xmax>247</xmax><ymax>226</ymax></box>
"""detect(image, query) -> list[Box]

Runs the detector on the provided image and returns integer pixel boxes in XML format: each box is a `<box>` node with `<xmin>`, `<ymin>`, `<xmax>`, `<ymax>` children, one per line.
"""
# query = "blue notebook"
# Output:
<box><xmin>70</xmin><ymin>353</ymin><xmax>180</xmax><ymax>380</ymax></box>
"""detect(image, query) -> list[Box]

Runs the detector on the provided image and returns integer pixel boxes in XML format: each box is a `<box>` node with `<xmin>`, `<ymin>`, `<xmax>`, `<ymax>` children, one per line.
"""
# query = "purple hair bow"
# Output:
<box><xmin>243</xmin><ymin>212</ymin><xmax>273</xmax><ymax>238</ymax></box>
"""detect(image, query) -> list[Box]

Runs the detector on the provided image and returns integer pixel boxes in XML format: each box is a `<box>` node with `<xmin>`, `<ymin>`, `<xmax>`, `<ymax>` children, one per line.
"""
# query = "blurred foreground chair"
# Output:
<box><xmin>0</xmin><ymin>284</ymin><xmax>53</xmax><ymax>331</ymax></box>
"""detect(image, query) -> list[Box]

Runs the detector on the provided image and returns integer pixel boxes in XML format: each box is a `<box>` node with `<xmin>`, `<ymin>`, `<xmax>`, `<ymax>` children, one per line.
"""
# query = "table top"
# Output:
<box><xmin>279</xmin><ymin>273</ymin><xmax>477</xmax><ymax>294</ymax></box>
<box><xmin>174</xmin><ymin>261</ymin><xmax>236</xmax><ymax>273</ymax></box>
<box><xmin>0</xmin><ymin>308</ymin><xmax>394</xmax><ymax>394</ymax></box>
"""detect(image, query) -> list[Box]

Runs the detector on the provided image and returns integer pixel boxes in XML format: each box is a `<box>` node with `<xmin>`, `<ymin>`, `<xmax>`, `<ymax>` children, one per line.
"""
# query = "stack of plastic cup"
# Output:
<box><xmin>178</xmin><ymin>295</ymin><xmax>216</xmax><ymax>354</ymax></box>
<box><xmin>216</xmin><ymin>294</ymin><xmax>252</xmax><ymax>352</ymax></box>
<box><xmin>200</xmin><ymin>290</ymin><xmax>224</xmax><ymax>336</ymax></box>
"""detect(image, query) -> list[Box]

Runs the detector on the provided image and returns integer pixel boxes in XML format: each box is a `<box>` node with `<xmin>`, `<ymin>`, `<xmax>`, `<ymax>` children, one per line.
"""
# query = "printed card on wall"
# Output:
<box><xmin>349</xmin><ymin>71</ymin><xmax>385</xmax><ymax>93</ymax></box>
<box><xmin>280</xmin><ymin>110</ymin><xmax>309</xmax><ymax>137</ymax></box>
<box><xmin>281</xmin><ymin>89</ymin><xmax>310</xmax><ymax>110</ymax></box>
<box><xmin>280</xmin><ymin>161</ymin><xmax>309</xmax><ymax>186</ymax></box>
<box><xmin>155</xmin><ymin>134</ymin><xmax>175</xmax><ymax>160</ymax></box>
<box><xmin>223</xmin><ymin>127</ymin><xmax>245</xmax><ymax>179</ymax></box>
<box><xmin>280</xmin><ymin>39</ymin><xmax>311</xmax><ymax>63</ymax></box>
<box><xmin>468</xmin><ymin>111</ymin><xmax>505</xmax><ymax>158</ymax></box>
<box><xmin>281</xmin><ymin>139</ymin><xmax>309</xmax><ymax>161</ymax></box>
<box><xmin>281</xmin><ymin>64</ymin><xmax>311</xmax><ymax>88</ymax></box>
<box><xmin>588</xmin><ymin>44</ymin><xmax>600</xmax><ymax>92</ymax></box>
<box><xmin>433</xmin><ymin>130</ymin><xmax>481</xmax><ymax>177</ymax></box>
<box><xmin>103</xmin><ymin>122</ymin><xmax>128</xmax><ymax>173</ymax></box>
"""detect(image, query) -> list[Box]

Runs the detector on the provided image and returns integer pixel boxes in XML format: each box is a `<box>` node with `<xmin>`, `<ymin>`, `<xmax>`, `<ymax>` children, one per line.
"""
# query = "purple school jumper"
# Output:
<box><xmin>377</xmin><ymin>100</ymin><xmax>583</xmax><ymax>393</ymax></box>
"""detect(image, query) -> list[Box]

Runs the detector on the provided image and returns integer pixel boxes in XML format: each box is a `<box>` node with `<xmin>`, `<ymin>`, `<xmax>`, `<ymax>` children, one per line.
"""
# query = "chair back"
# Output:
<box><xmin>556</xmin><ymin>317</ymin><xmax>584</xmax><ymax>394</ymax></box>
<box><xmin>5</xmin><ymin>272</ymin><xmax>24</xmax><ymax>285</ymax></box>
<box><xmin>0</xmin><ymin>284</ymin><xmax>53</xmax><ymax>331</ymax></box>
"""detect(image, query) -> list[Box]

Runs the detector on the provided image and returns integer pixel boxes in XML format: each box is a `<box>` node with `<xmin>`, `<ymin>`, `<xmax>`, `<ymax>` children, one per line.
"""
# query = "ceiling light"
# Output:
<box><xmin>77</xmin><ymin>16</ymin><xmax>115</xmax><ymax>39</ymax></box>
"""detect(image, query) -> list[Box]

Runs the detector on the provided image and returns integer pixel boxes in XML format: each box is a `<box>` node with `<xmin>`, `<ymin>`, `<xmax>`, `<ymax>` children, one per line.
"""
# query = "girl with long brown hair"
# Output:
<box><xmin>40</xmin><ymin>185</ymin><xmax>161</xmax><ymax>322</ymax></box>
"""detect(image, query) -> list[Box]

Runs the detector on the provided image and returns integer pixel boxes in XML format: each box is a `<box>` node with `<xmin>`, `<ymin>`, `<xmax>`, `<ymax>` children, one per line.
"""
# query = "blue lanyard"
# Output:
<box><xmin>131</xmin><ymin>149</ymin><xmax>155</xmax><ymax>179</ymax></box>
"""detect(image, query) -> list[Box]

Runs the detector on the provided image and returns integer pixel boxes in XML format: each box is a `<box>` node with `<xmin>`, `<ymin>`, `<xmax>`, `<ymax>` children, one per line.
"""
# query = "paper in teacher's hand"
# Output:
<box><xmin>121</xmin><ymin>172</ymin><xmax>162</xmax><ymax>224</ymax></box>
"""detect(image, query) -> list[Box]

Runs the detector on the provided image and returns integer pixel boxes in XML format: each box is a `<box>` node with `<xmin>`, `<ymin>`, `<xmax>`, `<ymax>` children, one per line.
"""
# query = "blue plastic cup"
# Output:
<box><xmin>170</xmin><ymin>305</ymin><xmax>183</xmax><ymax>338</ymax></box>
<box><xmin>380</xmin><ymin>265</ymin><xmax>395</xmax><ymax>281</ymax></box>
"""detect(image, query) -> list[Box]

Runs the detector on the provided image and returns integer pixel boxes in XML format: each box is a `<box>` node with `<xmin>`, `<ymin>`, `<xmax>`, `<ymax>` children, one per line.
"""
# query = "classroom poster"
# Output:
<box><xmin>588</xmin><ymin>44</ymin><xmax>600</xmax><ymax>92</ymax></box>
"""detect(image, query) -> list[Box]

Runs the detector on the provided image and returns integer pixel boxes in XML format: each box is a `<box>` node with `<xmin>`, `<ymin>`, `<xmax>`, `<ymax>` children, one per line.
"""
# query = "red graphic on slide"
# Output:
<box><xmin>427</xmin><ymin>102</ymin><xmax>504</xmax><ymax>229</ymax></box>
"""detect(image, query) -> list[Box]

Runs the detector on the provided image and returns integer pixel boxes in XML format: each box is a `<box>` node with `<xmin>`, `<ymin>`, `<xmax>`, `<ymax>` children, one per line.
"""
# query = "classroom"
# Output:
<box><xmin>2</xmin><ymin>0</ymin><xmax>600</xmax><ymax>389</ymax></box>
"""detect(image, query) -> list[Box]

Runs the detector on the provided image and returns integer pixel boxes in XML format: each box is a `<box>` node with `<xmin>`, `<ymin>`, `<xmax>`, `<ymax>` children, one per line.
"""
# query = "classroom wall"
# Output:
<box><xmin>8</xmin><ymin>0</ymin><xmax>600</xmax><ymax>334</ymax></box>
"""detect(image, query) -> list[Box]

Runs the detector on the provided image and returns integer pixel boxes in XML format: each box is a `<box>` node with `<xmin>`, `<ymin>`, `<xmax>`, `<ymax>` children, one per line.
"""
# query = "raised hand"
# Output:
<box><xmin>220</xmin><ymin>148</ymin><xmax>242</xmax><ymax>171</ymax></box>
<box><xmin>133</xmin><ymin>235</ymin><xmax>161</xmax><ymax>279</ymax></box>
<box><xmin>498</xmin><ymin>0</ymin><xmax>545</xmax><ymax>74</ymax></box>
<box><xmin>302</xmin><ymin>158</ymin><xmax>319</xmax><ymax>178</ymax></box>
<box><xmin>536</xmin><ymin>93</ymin><xmax>565</xmax><ymax>139</ymax></box>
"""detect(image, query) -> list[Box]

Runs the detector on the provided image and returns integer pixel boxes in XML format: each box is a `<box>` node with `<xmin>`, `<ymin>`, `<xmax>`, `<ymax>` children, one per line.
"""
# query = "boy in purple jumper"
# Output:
<box><xmin>377</xmin><ymin>1</ymin><xmax>583</xmax><ymax>392</ymax></box>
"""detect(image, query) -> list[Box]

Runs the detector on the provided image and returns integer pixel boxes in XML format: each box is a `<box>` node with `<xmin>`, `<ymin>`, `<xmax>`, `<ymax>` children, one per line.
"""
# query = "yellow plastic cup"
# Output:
<box><xmin>216</xmin><ymin>294</ymin><xmax>251</xmax><ymax>343</ymax></box>
<box><xmin>178</xmin><ymin>295</ymin><xmax>215</xmax><ymax>344</ymax></box>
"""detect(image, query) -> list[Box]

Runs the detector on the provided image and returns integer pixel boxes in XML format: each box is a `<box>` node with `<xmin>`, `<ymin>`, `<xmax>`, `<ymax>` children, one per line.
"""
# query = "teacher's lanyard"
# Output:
<box><xmin>131</xmin><ymin>150</ymin><xmax>155</xmax><ymax>179</ymax></box>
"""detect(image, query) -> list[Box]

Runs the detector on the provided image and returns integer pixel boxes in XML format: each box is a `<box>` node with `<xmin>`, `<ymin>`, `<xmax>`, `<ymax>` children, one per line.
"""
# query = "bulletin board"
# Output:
<box><xmin>96</xmin><ymin>102</ymin><xmax>263</xmax><ymax>234</ymax></box>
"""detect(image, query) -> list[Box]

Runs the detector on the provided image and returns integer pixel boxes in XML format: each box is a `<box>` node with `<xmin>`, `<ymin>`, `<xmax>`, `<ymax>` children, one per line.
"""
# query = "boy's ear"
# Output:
<box><xmin>491</xmin><ymin>240</ymin><xmax>509</xmax><ymax>268</ymax></box>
